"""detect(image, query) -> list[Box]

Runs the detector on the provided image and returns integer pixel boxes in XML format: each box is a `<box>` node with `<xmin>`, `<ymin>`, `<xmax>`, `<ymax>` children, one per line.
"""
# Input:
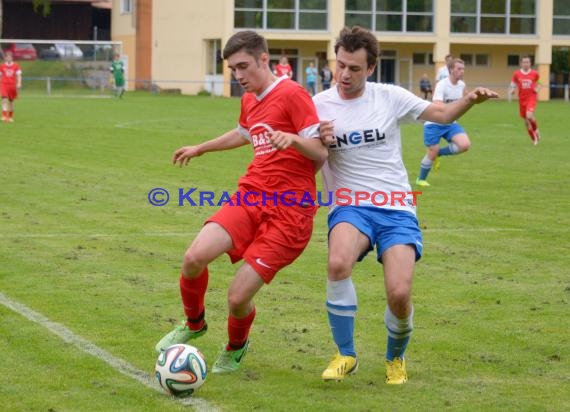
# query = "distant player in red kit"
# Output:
<box><xmin>510</xmin><ymin>55</ymin><xmax>541</xmax><ymax>145</ymax></box>
<box><xmin>155</xmin><ymin>30</ymin><xmax>328</xmax><ymax>373</ymax></box>
<box><xmin>0</xmin><ymin>51</ymin><xmax>22</xmax><ymax>123</ymax></box>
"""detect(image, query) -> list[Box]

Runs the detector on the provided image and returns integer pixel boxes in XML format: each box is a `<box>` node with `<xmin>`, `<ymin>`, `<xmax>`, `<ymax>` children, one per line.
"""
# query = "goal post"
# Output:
<box><xmin>0</xmin><ymin>39</ymin><xmax>124</xmax><ymax>96</ymax></box>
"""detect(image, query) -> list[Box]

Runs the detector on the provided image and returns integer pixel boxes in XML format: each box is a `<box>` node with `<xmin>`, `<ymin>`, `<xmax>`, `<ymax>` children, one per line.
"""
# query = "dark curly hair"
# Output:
<box><xmin>334</xmin><ymin>26</ymin><xmax>379</xmax><ymax>69</ymax></box>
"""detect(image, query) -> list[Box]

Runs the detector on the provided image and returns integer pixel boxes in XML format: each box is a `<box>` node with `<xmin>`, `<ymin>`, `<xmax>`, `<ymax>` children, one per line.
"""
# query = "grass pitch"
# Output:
<box><xmin>0</xmin><ymin>92</ymin><xmax>568</xmax><ymax>411</ymax></box>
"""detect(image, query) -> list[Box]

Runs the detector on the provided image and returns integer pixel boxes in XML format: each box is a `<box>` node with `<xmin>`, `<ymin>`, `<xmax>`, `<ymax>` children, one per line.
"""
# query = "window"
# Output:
<box><xmin>206</xmin><ymin>40</ymin><xmax>223</xmax><ymax>75</ymax></box>
<box><xmin>450</xmin><ymin>0</ymin><xmax>536</xmax><ymax>35</ymax></box>
<box><xmin>121</xmin><ymin>0</ymin><xmax>132</xmax><ymax>14</ymax></box>
<box><xmin>413</xmin><ymin>52</ymin><xmax>433</xmax><ymax>65</ymax></box>
<box><xmin>507</xmin><ymin>54</ymin><xmax>533</xmax><ymax>66</ymax></box>
<box><xmin>234</xmin><ymin>0</ymin><xmax>328</xmax><ymax>30</ymax></box>
<box><xmin>554</xmin><ymin>0</ymin><xmax>570</xmax><ymax>35</ymax></box>
<box><xmin>459</xmin><ymin>53</ymin><xmax>489</xmax><ymax>67</ymax></box>
<box><xmin>345</xmin><ymin>0</ymin><xmax>433</xmax><ymax>32</ymax></box>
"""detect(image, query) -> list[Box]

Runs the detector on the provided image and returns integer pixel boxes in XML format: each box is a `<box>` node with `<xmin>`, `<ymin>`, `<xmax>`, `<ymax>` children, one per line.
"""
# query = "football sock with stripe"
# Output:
<box><xmin>180</xmin><ymin>268</ymin><xmax>209</xmax><ymax>331</ymax></box>
<box><xmin>326</xmin><ymin>278</ymin><xmax>357</xmax><ymax>357</ymax></box>
<box><xmin>438</xmin><ymin>142</ymin><xmax>459</xmax><ymax>156</ymax></box>
<box><xmin>227</xmin><ymin>307</ymin><xmax>256</xmax><ymax>350</ymax></box>
<box><xmin>385</xmin><ymin>306</ymin><xmax>413</xmax><ymax>361</ymax></box>
<box><xmin>418</xmin><ymin>155</ymin><xmax>433</xmax><ymax>180</ymax></box>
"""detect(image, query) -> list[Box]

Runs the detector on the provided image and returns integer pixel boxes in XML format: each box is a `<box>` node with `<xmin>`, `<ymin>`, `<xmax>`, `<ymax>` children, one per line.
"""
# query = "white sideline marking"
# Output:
<box><xmin>0</xmin><ymin>227</ymin><xmax>539</xmax><ymax>240</ymax></box>
<box><xmin>115</xmin><ymin>118</ymin><xmax>187</xmax><ymax>130</ymax></box>
<box><xmin>0</xmin><ymin>292</ymin><xmax>218</xmax><ymax>412</ymax></box>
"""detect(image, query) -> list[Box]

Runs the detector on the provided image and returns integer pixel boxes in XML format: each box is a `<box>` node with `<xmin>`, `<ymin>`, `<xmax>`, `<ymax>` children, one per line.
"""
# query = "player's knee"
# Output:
<box><xmin>181</xmin><ymin>250</ymin><xmax>207</xmax><ymax>276</ymax></box>
<box><xmin>226</xmin><ymin>292</ymin><xmax>249</xmax><ymax>314</ymax></box>
<box><xmin>387</xmin><ymin>290</ymin><xmax>411</xmax><ymax>315</ymax></box>
<box><xmin>327</xmin><ymin>255</ymin><xmax>352</xmax><ymax>280</ymax></box>
<box><xmin>427</xmin><ymin>147</ymin><xmax>439</xmax><ymax>160</ymax></box>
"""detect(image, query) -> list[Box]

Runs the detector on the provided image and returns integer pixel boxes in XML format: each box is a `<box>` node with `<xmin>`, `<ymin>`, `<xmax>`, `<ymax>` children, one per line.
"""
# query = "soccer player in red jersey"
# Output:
<box><xmin>275</xmin><ymin>56</ymin><xmax>293</xmax><ymax>78</ymax></box>
<box><xmin>510</xmin><ymin>55</ymin><xmax>541</xmax><ymax>145</ymax></box>
<box><xmin>0</xmin><ymin>51</ymin><xmax>22</xmax><ymax>122</ymax></box>
<box><xmin>156</xmin><ymin>30</ymin><xmax>328</xmax><ymax>373</ymax></box>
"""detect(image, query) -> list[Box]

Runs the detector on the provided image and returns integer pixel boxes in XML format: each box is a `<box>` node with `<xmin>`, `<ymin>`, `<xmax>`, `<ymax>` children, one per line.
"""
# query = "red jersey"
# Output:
<box><xmin>275</xmin><ymin>63</ymin><xmax>293</xmax><ymax>78</ymax></box>
<box><xmin>237</xmin><ymin>77</ymin><xmax>320</xmax><ymax>197</ymax></box>
<box><xmin>511</xmin><ymin>69</ymin><xmax>539</xmax><ymax>101</ymax></box>
<box><xmin>0</xmin><ymin>62</ymin><xmax>22</xmax><ymax>87</ymax></box>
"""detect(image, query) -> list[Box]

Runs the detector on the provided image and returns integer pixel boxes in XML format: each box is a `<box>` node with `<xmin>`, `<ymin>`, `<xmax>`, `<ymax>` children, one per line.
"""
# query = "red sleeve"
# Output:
<box><xmin>238</xmin><ymin>94</ymin><xmax>249</xmax><ymax>130</ymax></box>
<box><xmin>286</xmin><ymin>85</ymin><xmax>319</xmax><ymax>135</ymax></box>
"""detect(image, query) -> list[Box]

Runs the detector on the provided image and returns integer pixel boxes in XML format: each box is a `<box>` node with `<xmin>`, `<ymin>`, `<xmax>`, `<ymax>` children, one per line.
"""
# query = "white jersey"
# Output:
<box><xmin>313</xmin><ymin>82</ymin><xmax>430</xmax><ymax>215</ymax></box>
<box><xmin>436</xmin><ymin>66</ymin><xmax>449</xmax><ymax>82</ymax></box>
<box><xmin>424</xmin><ymin>77</ymin><xmax>465</xmax><ymax>126</ymax></box>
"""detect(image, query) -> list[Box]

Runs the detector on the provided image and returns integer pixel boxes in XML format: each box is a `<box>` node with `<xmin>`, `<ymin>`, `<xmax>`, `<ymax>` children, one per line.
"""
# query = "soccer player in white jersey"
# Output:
<box><xmin>416</xmin><ymin>58</ymin><xmax>472</xmax><ymax>187</ymax></box>
<box><xmin>313</xmin><ymin>26</ymin><xmax>497</xmax><ymax>384</ymax></box>
<box><xmin>435</xmin><ymin>54</ymin><xmax>453</xmax><ymax>83</ymax></box>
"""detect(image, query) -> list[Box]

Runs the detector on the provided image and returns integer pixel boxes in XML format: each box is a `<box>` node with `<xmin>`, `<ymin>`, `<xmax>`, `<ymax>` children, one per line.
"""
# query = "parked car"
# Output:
<box><xmin>54</xmin><ymin>43</ymin><xmax>83</xmax><ymax>59</ymax></box>
<box><xmin>38</xmin><ymin>46</ymin><xmax>60</xmax><ymax>60</ymax></box>
<box><xmin>3</xmin><ymin>43</ymin><xmax>37</xmax><ymax>61</ymax></box>
<box><xmin>39</xmin><ymin>43</ymin><xmax>83</xmax><ymax>60</ymax></box>
<box><xmin>82</xmin><ymin>44</ymin><xmax>114</xmax><ymax>60</ymax></box>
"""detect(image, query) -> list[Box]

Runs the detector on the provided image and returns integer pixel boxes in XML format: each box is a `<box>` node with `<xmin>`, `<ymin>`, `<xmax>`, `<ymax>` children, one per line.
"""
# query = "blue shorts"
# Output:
<box><xmin>424</xmin><ymin>123</ymin><xmax>466</xmax><ymax>147</ymax></box>
<box><xmin>328</xmin><ymin>206</ymin><xmax>423</xmax><ymax>263</ymax></box>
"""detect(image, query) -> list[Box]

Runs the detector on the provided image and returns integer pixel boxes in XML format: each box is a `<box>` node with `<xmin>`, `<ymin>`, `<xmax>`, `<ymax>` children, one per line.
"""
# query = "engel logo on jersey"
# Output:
<box><xmin>250</xmin><ymin>122</ymin><xmax>274</xmax><ymax>148</ymax></box>
<box><xmin>329</xmin><ymin>128</ymin><xmax>386</xmax><ymax>149</ymax></box>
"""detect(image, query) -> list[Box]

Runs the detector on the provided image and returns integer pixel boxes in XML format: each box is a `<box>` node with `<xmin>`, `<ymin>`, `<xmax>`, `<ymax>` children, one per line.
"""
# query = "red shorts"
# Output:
<box><xmin>1</xmin><ymin>85</ymin><xmax>17</xmax><ymax>100</ymax></box>
<box><xmin>206</xmin><ymin>193</ymin><xmax>316</xmax><ymax>284</ymax></box>
<box><xmin>519</xmin><ymin>97</ymin><xmax>536</xmax><ymax>118</ymax></box>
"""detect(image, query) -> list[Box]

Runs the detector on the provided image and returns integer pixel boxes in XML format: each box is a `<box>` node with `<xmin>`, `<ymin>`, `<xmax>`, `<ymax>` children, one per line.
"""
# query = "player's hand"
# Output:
<box><xmin>172</xmin><ymin>146</ymin><xmax>201</xmax><ymax>167</ymax></box>
<box><xmin>318</xmin><ymin>120</ymin><xmax>335</xmax><ymax>145</ymax></box>
<box><xmin>269</xmin><ymin>131</ymin><xmax>295</xmax><ymax>150</ymax></box>
<box><xmin>467</xmin><ymin>87</ymin><xmax>499</xmax><ymax>104</ymax></box>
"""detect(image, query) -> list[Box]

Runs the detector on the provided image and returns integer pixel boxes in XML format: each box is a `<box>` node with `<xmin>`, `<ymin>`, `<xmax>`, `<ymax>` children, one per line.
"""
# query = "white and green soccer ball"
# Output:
<box><xmin>155</xmin><ymin>344</ymin><xmax>207</xmax><ymax>397</ymax></box>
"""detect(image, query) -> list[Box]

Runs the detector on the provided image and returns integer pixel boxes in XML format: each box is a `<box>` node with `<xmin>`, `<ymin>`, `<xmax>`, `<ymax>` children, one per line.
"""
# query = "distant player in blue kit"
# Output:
<box><xmin>416</xmin><ymin>58</ymin><xmax>472</xmax><ymax>187</ymax></box>
<box><xmin>314</xmin><ymin>26</ymin><xmax>497</xmax><ymax>384</ymax></box>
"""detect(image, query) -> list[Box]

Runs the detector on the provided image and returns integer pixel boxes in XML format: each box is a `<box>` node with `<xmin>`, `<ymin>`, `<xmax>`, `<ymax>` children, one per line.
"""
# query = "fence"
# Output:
<box><xmin>18</xmin><ymin>76</ymin><xmax>570</xmax><ymax>102</ymax></box>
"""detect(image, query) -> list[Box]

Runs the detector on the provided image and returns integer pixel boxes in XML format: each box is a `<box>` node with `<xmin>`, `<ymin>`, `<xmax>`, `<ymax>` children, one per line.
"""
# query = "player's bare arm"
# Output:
<box><xmin>420</xmin><ymin>87</ymin><xmax>498</xmax><ymax>124</ymax></box>
<box><xmin>172</xmin><ymin>129</ymin><xmax>248</xmax><ymax>167</ymax></box>
<box><xmin>269</xmin><ymin>131</ymin><xmax>328</xmax><ymax>161</ymax></box>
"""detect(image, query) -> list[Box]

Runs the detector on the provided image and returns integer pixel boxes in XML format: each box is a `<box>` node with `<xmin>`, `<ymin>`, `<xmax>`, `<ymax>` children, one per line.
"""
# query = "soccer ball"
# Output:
<box><xmin>155</xmin><ymin>344</ymin><xmax>207</xmax><ymax>397</ymax></box>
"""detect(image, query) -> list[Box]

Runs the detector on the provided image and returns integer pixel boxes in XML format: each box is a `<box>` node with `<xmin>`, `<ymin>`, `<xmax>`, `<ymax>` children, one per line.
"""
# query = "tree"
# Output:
<box><xmin>32</xmin><ymin>0</ymin><xmax>52</xmax><ymax>17</ymax></box>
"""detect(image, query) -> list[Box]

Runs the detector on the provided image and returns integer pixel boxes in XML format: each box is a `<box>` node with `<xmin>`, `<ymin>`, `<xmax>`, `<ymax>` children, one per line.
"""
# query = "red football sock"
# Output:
<box><xmin>227</xmin><ymin>307</ymin><xmax>256</xmax><ymax>350</ymax></box>
<box><xmin>527</xmin><ymin>127</ymin><xmax>535</xmax><ymax>140</ymax></box>
<box><xmin>9</xmin><ymin>111</ymin><xmax>13</xmax><ymax>119</ymax></box>
<box><xmin>1</xmin><ymin>110</ymin><xmax>6</xmax><ymax>118</ymax></box>
<box><xmin>180</xmin><ymin>268</ymin><xmax>209</xmax><ymax>330</ymax></box>
<box><xmin>529</xmin><ymin>119</ymin><xmax>538</xmax><ymax>131</ymax></box>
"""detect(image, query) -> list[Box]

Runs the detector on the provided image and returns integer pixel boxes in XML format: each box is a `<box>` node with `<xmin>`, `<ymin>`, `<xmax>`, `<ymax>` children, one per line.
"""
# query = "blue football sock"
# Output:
<box><xmin>385</xmin><ymin>306</ymin><xmax>413</xmax><ymax>361</ymax></box>
<box><xmin>438</xmin><ymin>142</ymin><xmax>459</xmax><ymax>156</ymax></box>
<box><xmin>418</xmin><ymin>155</ymin><xmax>432</xmax><ymax>180</ymax></box>
<box><xmin>326</xmin><ymin>278</ymin><xmax>357</xmax><ymax>357</ymax></box>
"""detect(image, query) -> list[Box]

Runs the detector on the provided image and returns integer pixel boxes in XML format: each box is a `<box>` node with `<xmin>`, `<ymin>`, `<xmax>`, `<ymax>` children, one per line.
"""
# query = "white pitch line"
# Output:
<box><xmin>0</xmin><ymin>227</ymin><xmax>544</xmax><ymax>240</ymax></box>
<box><xmin>0</xmin><ymin>292</ymin><xmax>218</xmax><ymax>412</ymax></box>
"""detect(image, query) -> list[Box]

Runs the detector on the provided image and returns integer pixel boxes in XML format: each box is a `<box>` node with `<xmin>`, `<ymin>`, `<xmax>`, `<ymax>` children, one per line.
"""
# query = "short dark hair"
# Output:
<box><xmin>222</xmin><ymin>30</ymin><xmax>268</xmax><ymax>60</ymax></box>
<box><xmin>334</xmin><ymin>26</ymin><xmax>379</xmax><ymax>69</ymax></box>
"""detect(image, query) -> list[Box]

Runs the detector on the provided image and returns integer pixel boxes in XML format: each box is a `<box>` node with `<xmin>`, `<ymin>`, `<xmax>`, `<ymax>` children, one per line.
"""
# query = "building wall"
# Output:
<box><xmin>151</xmin><ymin>0</ymin><xmax>230</xmax><ymax>94</ymax></box>
<box><xmin>111</xmin><ymin>0</ymin><xmax>570</xmax><ymax>99</ymax></box>
<box><xmin>111</xmin><ymin>0</ymin><xmax>136</xmax><ymax>89</ymax></box>
<box><xmin>135</xmin><ymin>0</ymin><xmax>152</xmax><ymax>90</ymax></box>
